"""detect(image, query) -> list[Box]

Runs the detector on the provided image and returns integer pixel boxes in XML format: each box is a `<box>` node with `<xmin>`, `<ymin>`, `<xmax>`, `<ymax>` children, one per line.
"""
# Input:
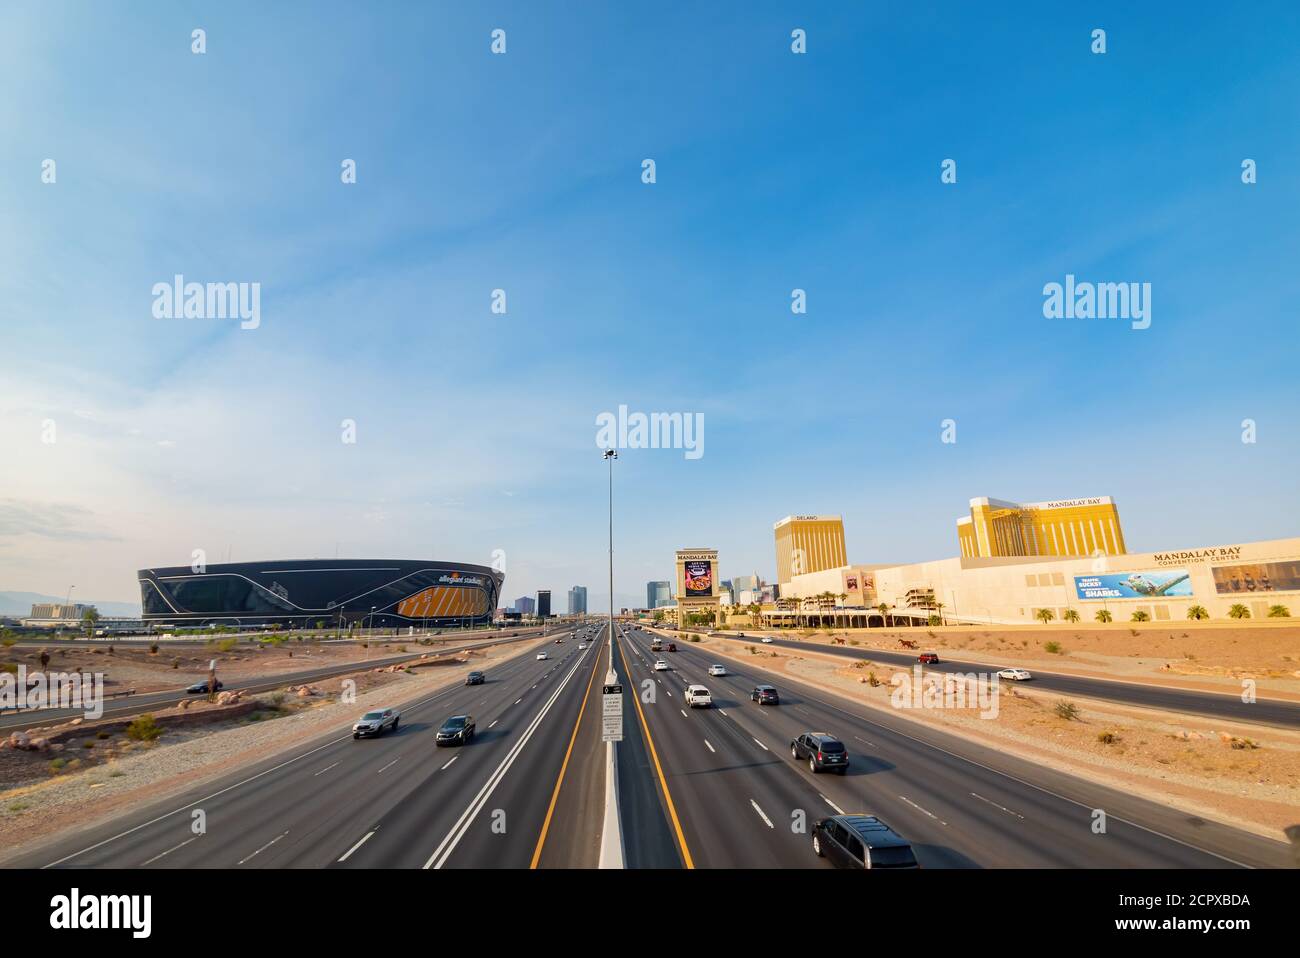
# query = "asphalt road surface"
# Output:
<box><xmin>15</xmin><ymin>625</ymin><xmax>610</xmax><ymax>868</ymax></box>
<box><xmin>708</xmin><ymin>631</ymin><xmax>1300</xmax><ymax>729</ymax></box>
<box><xmin>613</xmin><ymin>626</ymin><xmax>1293</xmax><ymax>869</ymax></box>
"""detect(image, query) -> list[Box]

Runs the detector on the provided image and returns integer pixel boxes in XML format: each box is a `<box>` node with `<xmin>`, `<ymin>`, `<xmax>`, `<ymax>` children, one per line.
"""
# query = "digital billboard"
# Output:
<box><xmin>1074</xmin><ymin>570</ymin><xmax>1192</xmax><ymax>600</ymax></box>
<box><xmin>1212</xmin><ymin>561</ymin><xmax>1300</xmax><ymax>595</ymax></box>
<box><xmin>683</xmin><ymin>560</ymin><xmax>714</xmax><ymax>597</ymax></box>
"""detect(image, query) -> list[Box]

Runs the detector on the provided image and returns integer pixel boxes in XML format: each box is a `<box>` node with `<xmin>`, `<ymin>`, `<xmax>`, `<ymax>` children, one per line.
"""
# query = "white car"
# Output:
<box><xmin>653</xmin><ymin>659</ymin><xmax>669</xmax><ymax>671</ymax></box>
<box><xmin>578</xmin><ymin>643</ymin><xmax>587</xmax><ymax>650</ymax></box>
<box><xmin>707</xmin><ymin>664</ymin><xmax>727</xmax><ymax>676</ymax></box>
<box><xmin>537</xmin><ymin>651</ymin><xmax>549</xmax><ymax>660</ymax></box>
<box><xmin>760</xmin><ymin>637</ymin><xmax>773</xmax><ymax>644</ymax></box>
<box><xmin>684</xmin><ymin>685</ymin><xmax>712</xmax><ymax>708</ymax></box>
<box><xmin>352</xmin><ymin>708</ymin><xmax>400</xmax><ymax>739</ymax></box>
<box><xmin>997</xmin><ymin>668</ymin><xmax>1032</xmax><ymax>681</ymax></box>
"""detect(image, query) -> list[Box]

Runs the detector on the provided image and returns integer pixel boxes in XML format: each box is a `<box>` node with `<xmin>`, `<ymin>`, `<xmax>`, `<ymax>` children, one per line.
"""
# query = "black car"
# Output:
<box><xmin>751</xmin><ymin>685</ymin><xmax>780</xmax><ymax>705</ymax></box>
<box><xmin>813</xmin><ymin>815</ymin><xmax>919</xmax><ymax>869</ymax></box>
<box><xmin>436</xmin><ymin>714</ymin><xmax>476</xmax><ymax>746</ymax></box>
<box><xmin>465</xmin><ymin>671</ymin><xmax>486</xmax><ymax>686</ymax></box>
<box><xmin>185</xmin><ymin>680</ymin><xmax>224</xmax><ymax>694</ymax></box>
<box><xmin>790</xmin><ymin>732</ymin><xmax>848</xmax><ymax>774</ymax></box>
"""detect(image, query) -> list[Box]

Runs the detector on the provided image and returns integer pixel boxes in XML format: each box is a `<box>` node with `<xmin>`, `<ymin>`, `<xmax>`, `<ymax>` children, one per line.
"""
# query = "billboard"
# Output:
<box><xmin>683</xmin><ymin>560</ymin><xmax>714</xmax><ymax>597</ymax></box>
<box><xmin>1074</xmin><ymin>570</ymin><xmax>1193</xmax><ymax>601</ymax></box>
<box><xmin>1212</xmin><ymin>561</ymin><xmax>1300</xmax><ymax>595</ymax></box>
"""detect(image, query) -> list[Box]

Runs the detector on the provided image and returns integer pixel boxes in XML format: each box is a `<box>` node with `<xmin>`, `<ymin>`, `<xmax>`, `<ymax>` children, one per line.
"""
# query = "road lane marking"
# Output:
<box><xmin>820</xmin><ymin>794</ymin><xmax>845</xmax><ymax>815</ymax></box>
<box><xmin>680</xmin><ymin>709</ymin><xmax>688</xmax><ymax>718</ymax></box>
<box><xmin>853</xmin><ymin>735</ymin><xmax>875</xmax><ymax>747</ymax></box>
<box><xmin>971</xmin><ymin>792</ymin><xmax>1025</xmax><ymax>820</ymax></box>
<box><xmin>314</xmin><ymin>761</ymin><xmax>340</xmax><ymax>776</ymax></box>
<box><xmin>441</xmin><ymin>755</ymin><xmax>460</xmax><ymax>770</ymax></box>
<box><xmin>717</xmin><ymin>709</ymin><xmax>727</xmax><ymax>716</ymax></box>
<box><xmin>140</xmin><ymin>837</ymin><xmax>196</xmax><ymax>866</ymax></box>
<box><xmin>531</xmin><ymin>639</ymin><xmax>604</xmax><ymax>868</ymax></box>
<box><xmin>337</xmin><ymin>830</ymin><xmax>375</xmax><ymax>862</ymax></box>
<box><xmin>753</xmin><ymin>738</ymin><xmax>769</xmax><ymax>751</ymax></box>
<box><xmin>620</xmin><ymin>635</ymin><xmax>695</xmax><ymax>869</ymax></box>
<box><xmin>750</xmin><ymin>800</ymin><xmax>775</xmax><ymax>829</ymax></box>
<box><xmin>425</xmin><ymin>652</ymin><xmax>590</xmax><ymax>869</ymax></box>
<box><xmin>488</xmin><ymin>720</ymin><xmax>498</xmax><ymax>728</ymax></box>
<box><xmin>377</xmin><ymin>758</ymin><xmax>400</xmax><ymax>774</ymax></box>
<box><xmin>237</xmin><ymin>830</ymin><xmax>289</xmax><ymax>865</ymax></box>
<box><xmin>704</xmin><ymin>739</ymin><xmax>715</xmax><ymax>753</ymax></box>
<box><xmin>899</xmin><ymin>795</ymin><xmax>948</xmax><ymax>826</ymax></box>
<box><xmin>515</xmin><ymin>699</ymin><xmax>522</xmax><ymax>705</ymax></box>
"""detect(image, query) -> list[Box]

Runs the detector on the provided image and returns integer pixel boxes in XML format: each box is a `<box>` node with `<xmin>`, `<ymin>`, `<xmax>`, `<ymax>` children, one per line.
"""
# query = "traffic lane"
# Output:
<box><xmin>0</xmin><ymin>631</ymin><xmax>562</xmax><ymax>732</ymax></box>
<box><xmin>341</xmin><ymin>643</ymin><xmax>596</xmax><ymax>868</ymax></box>
<box><xmin>671</xmin><ymin>642</ymin><xmax>1277</xmax><ymax>867</ymax></box>
<box><xmin>618</xmin><ymin>636</ymin><xmax>830</xmax><ymax>868</ymax></box>
<box><xmin>534</xmin><ymin>640</ymin><xmax>610</xmax><ymax>868</ymax></box>
<box><xmin>714</xmin><ymin>632</ymin><xmax>1300</xmax><ymax>729</ymax></box>
<box><xmin>610</xmin><ymin>632</ymin><xmax>685</xmax><ymax>868</ymax></box>
<box><xmin>29</xmin><ymin>636</ymin><xmax>571</xmax><ymax>868</ymax></box>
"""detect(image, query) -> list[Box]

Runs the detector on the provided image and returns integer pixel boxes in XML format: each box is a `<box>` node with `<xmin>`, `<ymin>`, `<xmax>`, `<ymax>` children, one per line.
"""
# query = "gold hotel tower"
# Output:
<box><xmin>957</xmin><ymin>497</ymin><xmax>1127</xmax><ymax>559</ymax></box>
<box><xmin>775</xmin><ymin>515</ymin><xmax>848</xmax><ymax>583</ymax></box>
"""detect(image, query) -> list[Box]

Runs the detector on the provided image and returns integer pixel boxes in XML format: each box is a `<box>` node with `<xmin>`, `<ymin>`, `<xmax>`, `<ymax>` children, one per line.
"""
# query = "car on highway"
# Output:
<box><xmin>760</xmin><ymin>637</ymin><xmax>773</xmax><ymax>644</ymax></box>
<box><xmin>812</xmin><ymin>815</ymin><xmax>919</xmax><ymax>869</ymax></box>
<box><xmin>684</xmin><ymin>685</ymin><xmax>712</xmax><ymax>707</ymax></box>
<box><xmin>997</xmin><ymin>667</ymin><xmax>1032</xmax><ymax>681</ymax></box>
<box><xmin>667</xmin><ymin>643</ymin><xmax>677</xmax><ymax>652</ymax></box>
<box><xmin>352</xmin><ymin>707</ymin><xmax>400</xmax><ymax>739</ymax></box>
<box><xmin>653</xmin><ymin>659</ymin><xmax>669</xmax><ymax>671</ymax></box>
<box><xmin>791</xmin><ymin>732</ymin><xmax>848</xmax><ymax>774</ymax></box>
<box><xmin>750</xmin><ymin>684</ymin><xmax>780</xmax><ymax>705</ymax></box>
<box><xmin>578</xmin><ymin>643</ymin><xmax>587</xmax><ymax>650</ymax></box>
<box><xmin>465</xmin><ymin>670</ymin><xmax>485</xmax><ymax>686</ymax></box>
<box><xmin>918</xmin><ymin>651</ymin><xmax>940</xmax><ymax>664</ymax></box>
<box><xmin>707</xmin><ymin>664</ymin><xmax>727</xmax><ymax>676</ymax></box>
<box><xmin>436</xmin><ymin>714</ymin><xmax>476</xmax><ymax>746</ymax></box>
<box><xmin>537</xmin><ymin>651</ymin><xmax>549</xmax><ymax>660</ymax></box>
<box><xmin>185</xmin><ymin>680</ymin><xmax>224</xmax><ymax>693</ymax></box>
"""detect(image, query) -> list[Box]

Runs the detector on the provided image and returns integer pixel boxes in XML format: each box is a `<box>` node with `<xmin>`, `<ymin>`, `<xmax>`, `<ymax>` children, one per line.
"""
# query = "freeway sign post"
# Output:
<box><xmin>602</xmin><ymin>683</ymin><xmax>623</xmax><ymax>742</ymax></box>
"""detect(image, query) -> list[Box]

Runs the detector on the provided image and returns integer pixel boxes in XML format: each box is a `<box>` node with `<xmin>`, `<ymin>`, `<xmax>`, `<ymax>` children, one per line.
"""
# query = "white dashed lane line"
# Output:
<box><xmin>377</xmin><ymin>758</ymin><xmax>400</xmax><ymax>774</ymax></box>
<box><xmin>704</xmin><ymin>740</ymin><xmax>715</xmax><ymax>753</ymax></box>
<box><xmin>314</xmin><ymin>762</ymin><xmax>340</xmax><ymax>776</ymax></box>
<box><xmin>750</xmin><ymin>800</ymin><xmax>775</xmax><ymax>829</ymax></box>
<box><xmin>337</xmin><ymin>830</ymin><xmax>375</xmax><ymax>863</ymax></box>
<box><xmin>753</xmin><ymin>738</ymin><xmax>769</xmax><ymax>751</ymax></box>
<box><xmin>899</xmin><ymin>795</ymin><xmax>948</xmax><ymax>826</ymax></box>
<box><xmin>441</xmin><ymin>755</ymin><xmax>459</xmax><ymax>770</ymax></box>
<box><xmin>970</xmin><ymin>792</ymin><xmax>1025</xmax><ymax>820</ymax></box>
<box><xmin>820</xmin><ymin>794</ymin><xmax>845</xmax><ymax>815</ymax></box>
<box><xmin>140</xmin><ymin>837</ymin><xmax>196</xmax><ymax>867</ymax></box>
<box><xmin>237</xmin><ymin>830</ymin><xmax>289</xmax><ymax>865</ymax></box>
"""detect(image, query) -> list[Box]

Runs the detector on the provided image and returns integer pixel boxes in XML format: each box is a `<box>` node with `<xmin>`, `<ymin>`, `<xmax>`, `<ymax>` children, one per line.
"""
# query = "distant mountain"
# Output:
<box><xmin>0</xmin><ymin>591</ymin><xmax>142</xmax><ymax>618</ymax></box>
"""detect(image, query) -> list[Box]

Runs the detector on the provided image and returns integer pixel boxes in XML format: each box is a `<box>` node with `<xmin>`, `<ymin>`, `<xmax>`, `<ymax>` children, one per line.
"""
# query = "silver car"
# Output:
<box><xmin>352</xmin><ymin>708</ymin><xmax>400</xmax><ymax>739</ymax></box>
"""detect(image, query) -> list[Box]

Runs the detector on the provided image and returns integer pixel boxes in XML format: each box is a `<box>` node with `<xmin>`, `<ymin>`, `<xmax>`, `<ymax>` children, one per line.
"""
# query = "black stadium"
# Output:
<box><xmin>138</xmin><ymin>559</ymin><xmax>504</xmax><ymax>629</ymax></box>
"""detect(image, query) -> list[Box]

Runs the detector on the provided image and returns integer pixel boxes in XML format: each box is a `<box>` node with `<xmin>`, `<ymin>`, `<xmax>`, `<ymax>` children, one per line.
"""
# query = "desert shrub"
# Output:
<box><xmin>1043</xmin><ymin>641</ymin><xmax>1063</xmax><ymax>654</ymax></box>
<box><xmin>1055</xmin><ymin>701</ymin><xmax>1080</xmax><ymax>721</ymax></box>
<box><xmin>148</xmin><ymin>643</ymin><xmax>159</xmax><ymax>654</ymax></box>
<box><xmin>96</xmin><ymin>730</ymin><xmax>110</xmax><ymax>740</ymax></box>
<box><xmin>49</xmin><ymin>758</ymin><xmax>67</xmax><ymax>772</ymax></box>
<box><xmin>1097</xmin><ymin>731</ymin><xmax>1119</xmax><ymax>744</ymax></box>
<box><xmin>126</xmin><ymin>714</ymin><xmax>163</xmax><ymax>742</ymax></box>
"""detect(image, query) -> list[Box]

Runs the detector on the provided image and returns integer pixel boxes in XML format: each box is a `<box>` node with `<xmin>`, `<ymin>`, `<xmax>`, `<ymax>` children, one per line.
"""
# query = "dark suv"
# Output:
<box><xmin>791</xmin><ymin>732</ymin><xmax>848</xmax><ymax>774</ymax></box>
<box><xmin>813</xmin><ymin>815</ymin><xmax>919</xmax><ymax>869</ymax></box>
<box><xmin>436</xmin><ymin>715</ymin><xmax>476</xmax><ymax>746</ymax></box>
<box><xmin>465</xmin><ymin>671</ymin><xmax>485</xmax><ymax>686</ymax></box>
<box><xmin>751</xmin><ymin>685</ymin><xmax>780</xmax><ymax>705</ymax></box>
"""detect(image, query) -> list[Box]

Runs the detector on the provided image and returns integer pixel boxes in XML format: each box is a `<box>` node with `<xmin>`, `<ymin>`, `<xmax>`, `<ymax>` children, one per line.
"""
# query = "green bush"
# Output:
<box><xmin>126</xmin><ymin>714</ymin><xmax>163</xmax><ymax>742</ymax></box>
<box><xmin>1043</xmin><ymin>640</ymin><xmax>1063</xmax><ymax>654</ymax></box>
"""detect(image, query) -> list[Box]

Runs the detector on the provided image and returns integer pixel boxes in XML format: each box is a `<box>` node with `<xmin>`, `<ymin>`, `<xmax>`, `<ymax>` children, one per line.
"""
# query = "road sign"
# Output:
<box><xmin>602</xmin><ymin>684</ymin><xmax>623</xmax><ymax>742</ymax></box>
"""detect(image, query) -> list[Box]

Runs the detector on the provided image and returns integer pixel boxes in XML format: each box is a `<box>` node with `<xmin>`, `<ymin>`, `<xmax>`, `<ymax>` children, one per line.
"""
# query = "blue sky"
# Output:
<box><xmin>2</xmin><ymin>2</ymin><xmax>1298</xmax><ymax>610</ymax></box>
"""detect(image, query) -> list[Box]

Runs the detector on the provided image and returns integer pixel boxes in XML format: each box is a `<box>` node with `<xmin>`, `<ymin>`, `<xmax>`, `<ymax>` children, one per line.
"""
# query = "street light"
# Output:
<box><xmin>603</xmin><ymin>449</ymin><xmax>618</xmax><ymax>650</ymax></box>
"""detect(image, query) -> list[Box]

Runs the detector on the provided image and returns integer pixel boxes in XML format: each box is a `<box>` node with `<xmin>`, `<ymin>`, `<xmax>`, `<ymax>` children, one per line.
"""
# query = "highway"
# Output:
<box><xmin>708</xmin><ymin>631</ymin><xmax>1300</xmax><ymax>729</ymax></box>
<box><xmin>612</xmin><ymin>626</ymin><xmax>1293</xmax><ymax>869</ymax></box>
<box><xmin>0</xmin><ymin>630</ymin><xmax>553</xmax><ymax>733</ymax></box>
<box><xmin>14</xmin><ymin>625</ymin><xmax>610</xmax><ymax>868</ymax></box>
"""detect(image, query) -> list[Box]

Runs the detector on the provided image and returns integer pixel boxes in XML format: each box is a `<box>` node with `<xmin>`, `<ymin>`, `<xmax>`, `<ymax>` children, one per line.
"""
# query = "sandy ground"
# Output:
<box><xmin>0</xmin><ymin>632</ymin><xmax>555</xmax><ymax>864</ymax></box>
<box><xmin>0</xmin><ymin>633</ymin><xmax>520</xmax><ymax>696</ymax></box>
<box><xmin>715</xmin><ymin>622</ymin><xmax>1300</xmax><ymax>700</ymax></box>
<box><xmin>682</xmin><ymin>633</ymin><xmax>1300</xmax><ymax>841</ymax></box>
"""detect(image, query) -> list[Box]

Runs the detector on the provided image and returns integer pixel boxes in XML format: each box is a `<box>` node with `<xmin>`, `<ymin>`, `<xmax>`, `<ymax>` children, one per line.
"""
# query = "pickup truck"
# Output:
<box><xmin>684</xmin><ymin>685</ymin><xmax>712</xmax><ymax>708</ymax></box>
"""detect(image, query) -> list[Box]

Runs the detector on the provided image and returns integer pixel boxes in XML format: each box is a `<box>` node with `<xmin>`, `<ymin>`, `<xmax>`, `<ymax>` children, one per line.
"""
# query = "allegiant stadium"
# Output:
<box><xmin>137</xmin><ymin>559</ymin><xmax>503</xmax><ymax>629</ymax></box>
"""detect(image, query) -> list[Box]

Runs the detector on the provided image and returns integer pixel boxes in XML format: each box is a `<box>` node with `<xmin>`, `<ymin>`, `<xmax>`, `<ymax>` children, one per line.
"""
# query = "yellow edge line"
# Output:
<box><xmin>619</xmin><ymin>633</ymin><xmax>695</xmax><ymax>869</ymax></box>
<box><xmin>530</xmin><ymin>642</ymin><xmax>603</xmax><ymax>868</ymax></box>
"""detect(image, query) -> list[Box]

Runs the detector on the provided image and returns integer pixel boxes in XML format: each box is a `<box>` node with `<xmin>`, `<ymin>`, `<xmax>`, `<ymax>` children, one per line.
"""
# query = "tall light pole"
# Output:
<box><xmin>604</xmin><ymin>449</ymin><xmax>617</xmax><ymax>648</ymax></box>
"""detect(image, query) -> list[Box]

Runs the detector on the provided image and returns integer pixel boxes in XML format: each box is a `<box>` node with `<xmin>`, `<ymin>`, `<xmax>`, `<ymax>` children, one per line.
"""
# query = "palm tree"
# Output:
<box><xmin>1186</xmin><ymin>605</ymin><xmax>1209</xmax><ymax>621</ymax></box>
<box><xmin>933</xmin><ymin>601</ymin><xmax>945</xmax><ymax>626</ymax></box>
<box><xmin>1063</xmin><ymin>609</ymin><xmax>1080</xmax><ymax>623</ymax></box>
<box><xmin>874</xmin><ymin>603</ymin><xmax>892</xmax><ymax>627</ymax></box>
<box><xmin>1095</xmin><ymin>609</ymin><xmax>1113</xmax><ymax>623</ymax></box>
<box><xmin>1268</xmin><ymin>605</ymin><xmax>1291</xmax><ymax>618</ymax></box>
<box><xmin>81</xmin><ymin>607</ymin><xmax>100</xmax><ymax>637</ymax></box>
<box><xmin>1130</xmin><ymin>610</ymin><xmax>1150</xmax><ymax>622</ymax></box>
<box><xmin>1035</xmin><ymin>607</ymin><xmax>1055</xmax><ymax>625</ymax></box>
<box><xmin>1228</xmin><ymin>604</ymin><xmax>1250</xmax><ymax>620</ymax></box>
